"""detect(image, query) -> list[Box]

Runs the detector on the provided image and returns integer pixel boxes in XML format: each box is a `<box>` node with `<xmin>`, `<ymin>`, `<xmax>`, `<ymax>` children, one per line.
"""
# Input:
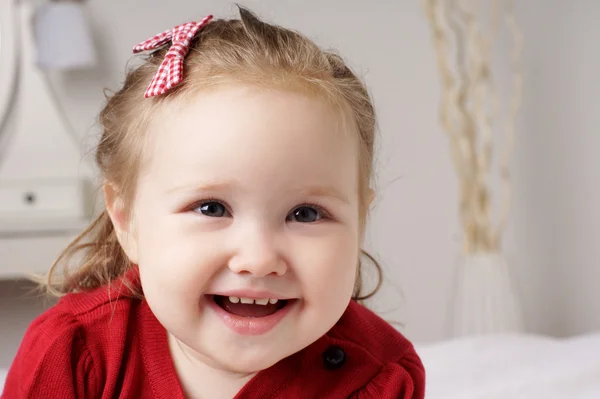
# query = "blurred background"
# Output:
<box><xmin>0</xmin><ymin>0</ymin><xmax>599</xmax><ymax>374</ymax></box>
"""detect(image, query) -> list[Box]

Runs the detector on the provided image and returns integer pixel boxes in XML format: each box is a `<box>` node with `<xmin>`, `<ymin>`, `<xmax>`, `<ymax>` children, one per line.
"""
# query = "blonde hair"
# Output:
<box><xmin>43</xmin><ymin>6</ymin><xmax>381</xmax><ymax>301</ymax></box>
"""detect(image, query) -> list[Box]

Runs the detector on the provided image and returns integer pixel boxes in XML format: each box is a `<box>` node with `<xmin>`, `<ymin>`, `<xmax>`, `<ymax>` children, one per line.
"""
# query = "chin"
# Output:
<box><xmin>214</xmin><ymin>350</ymin><xmax>284</xmax><ymax>374</ymax></box>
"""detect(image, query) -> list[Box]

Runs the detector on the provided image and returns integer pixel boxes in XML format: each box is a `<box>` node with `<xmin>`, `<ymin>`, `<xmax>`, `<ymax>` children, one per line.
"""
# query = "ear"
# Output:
<box><xmin>367</xmin><ymin>188</ymin><xmax>375</xmax><ymax>208</ymax></box>
<box><xmin>103</xmin><ymin>183</ymin><xmax>139</xmax><ymax>265</ymax></box>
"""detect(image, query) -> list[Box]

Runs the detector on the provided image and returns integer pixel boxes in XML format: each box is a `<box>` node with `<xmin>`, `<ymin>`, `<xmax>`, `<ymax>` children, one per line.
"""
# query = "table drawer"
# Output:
<box><xmin>0</xmin><ymin>179</ymin><xmax>84</xmax><ymax>219</ymax></box>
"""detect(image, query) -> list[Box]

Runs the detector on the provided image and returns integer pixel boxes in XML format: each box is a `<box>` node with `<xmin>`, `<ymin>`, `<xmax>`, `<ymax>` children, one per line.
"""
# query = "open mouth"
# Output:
<box><xmin>211</xmin><ymin>295</ymin><xmax>291</xmax><ymax>318</ymax></box>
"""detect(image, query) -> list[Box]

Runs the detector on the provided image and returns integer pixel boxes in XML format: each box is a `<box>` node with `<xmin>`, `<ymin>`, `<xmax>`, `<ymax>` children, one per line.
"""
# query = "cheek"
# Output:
<box><xmin>134</xmin><ymin>210</ymin><xmax>225</xmax><ymax>302</ymax></box>
<box><xmin>290</xmin><ymin>230</ymin><xmax>359</xmax><ymax>304</ymax></box>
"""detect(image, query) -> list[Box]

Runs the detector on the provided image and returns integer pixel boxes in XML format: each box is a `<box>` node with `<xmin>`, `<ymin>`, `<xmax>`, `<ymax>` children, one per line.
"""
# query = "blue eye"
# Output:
<box><xmin>195</xmin><ymin>201</ymin><xmax>229</xmax><ymax>217</ymax></box>
<box><xmin>288</xmin><ymin>206</ymin><xmax>322</xmax><ymax>223</ymax></box>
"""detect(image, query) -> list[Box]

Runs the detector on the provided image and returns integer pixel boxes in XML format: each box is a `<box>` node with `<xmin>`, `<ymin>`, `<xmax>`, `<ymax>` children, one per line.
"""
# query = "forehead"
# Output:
<box><xmin>140</xmin><ymin>85</ymin><xmax>359</xmax><ymax>194</ymax></box>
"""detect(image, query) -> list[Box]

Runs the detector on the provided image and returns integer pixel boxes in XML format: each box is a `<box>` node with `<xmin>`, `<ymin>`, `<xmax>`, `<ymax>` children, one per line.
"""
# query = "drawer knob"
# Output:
<box><xmin>24</xmin><ymin>192</ymin><xmax>37</xmax><ymax>204</ymax></box>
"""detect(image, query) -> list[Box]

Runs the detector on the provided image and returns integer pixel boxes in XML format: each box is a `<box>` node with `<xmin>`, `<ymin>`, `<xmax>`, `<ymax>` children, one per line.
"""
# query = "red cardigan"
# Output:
<box><xmin>2</xmin><ymin>272</ymin><xmax>425</xmax><ymax>398</ymax></box>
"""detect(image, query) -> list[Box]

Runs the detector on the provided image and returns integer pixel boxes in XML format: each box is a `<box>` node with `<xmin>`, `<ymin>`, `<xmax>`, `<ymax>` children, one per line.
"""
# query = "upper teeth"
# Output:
<box><xmin>229</xmin><ymin>296</ymin><xmax>279</xmax><ymax>305</ymax></box>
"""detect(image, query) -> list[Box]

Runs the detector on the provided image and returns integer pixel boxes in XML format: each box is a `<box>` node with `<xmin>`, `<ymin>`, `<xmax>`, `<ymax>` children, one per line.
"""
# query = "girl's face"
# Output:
<box><xmin>125</xmin><ymin>84</ymin><xmax>361</xmax><ymax>373</ymax></box>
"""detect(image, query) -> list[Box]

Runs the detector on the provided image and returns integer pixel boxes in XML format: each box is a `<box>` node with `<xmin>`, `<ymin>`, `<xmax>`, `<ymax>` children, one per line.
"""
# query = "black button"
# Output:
<box><xmin>322</xmin><ymin>346</ymin><xmax>346</xmax><ymax>370</ymax></box>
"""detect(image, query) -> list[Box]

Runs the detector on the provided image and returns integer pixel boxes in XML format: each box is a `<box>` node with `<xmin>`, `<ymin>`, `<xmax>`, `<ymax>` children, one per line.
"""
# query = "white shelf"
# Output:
<box><xmin>0</xmin><ymin>218</ymin><xmax>91</xmax><ymax>280</ymax></box>
<box><xmin>0</xmin><ymin>233</ymin><xmax>80</xmax><ymax>279</ymax></box>
<box><xmin>0</xmin><ymin>217</ymin><xmax>90</xmax><ymax>236</ymax></box>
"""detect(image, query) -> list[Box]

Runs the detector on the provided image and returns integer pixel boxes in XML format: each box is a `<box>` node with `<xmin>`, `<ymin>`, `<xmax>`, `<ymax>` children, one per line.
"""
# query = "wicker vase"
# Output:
<box><xmin>449</xmin><ymin>252</ymin><xmax>524</xmax><ymax>337</ymax></box>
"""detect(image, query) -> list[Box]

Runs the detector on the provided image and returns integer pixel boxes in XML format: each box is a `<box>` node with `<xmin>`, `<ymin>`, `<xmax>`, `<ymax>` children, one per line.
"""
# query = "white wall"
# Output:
<box><xmin>514</xmin><ymin>1</ymin><xmax>600</xmax><ymax>337</ymax></box>
<box><xmin>1</xmin><ymin>0</ymin><xmax>600</xmax><ymax>369</ymax></box>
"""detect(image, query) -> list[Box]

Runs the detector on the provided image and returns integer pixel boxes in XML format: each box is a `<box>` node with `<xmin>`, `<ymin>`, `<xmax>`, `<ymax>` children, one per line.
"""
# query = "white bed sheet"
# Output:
<box><xmin>416</xmin><ymin>333</ymin><xmax>600</xmax><ymax>399</ymax></box>
<box><xmin>0</xmin><ymin>369</ymin><xmax>6</xmax><ymax>393</ymax></box>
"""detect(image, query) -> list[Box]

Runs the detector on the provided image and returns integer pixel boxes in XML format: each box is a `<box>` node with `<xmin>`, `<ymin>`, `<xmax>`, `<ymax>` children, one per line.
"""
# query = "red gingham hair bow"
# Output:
<box><xmin>132</xmin><ymin>15</ymin><xmax>213</xmax><ymax>98</ymax></box>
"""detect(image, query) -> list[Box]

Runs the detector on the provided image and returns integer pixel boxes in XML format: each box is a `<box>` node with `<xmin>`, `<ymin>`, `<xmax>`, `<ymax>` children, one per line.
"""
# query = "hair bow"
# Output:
<box><xmin>132</xmin><ymin>15</ymin><xmax>213</xmax><ymax>98</ymax></box>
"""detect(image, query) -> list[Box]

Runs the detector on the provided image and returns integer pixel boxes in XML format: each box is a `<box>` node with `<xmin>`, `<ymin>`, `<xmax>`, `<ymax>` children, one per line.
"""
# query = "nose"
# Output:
<box><xmin>228</xmin><ymin>226</ymin><xmax>288</xmax><ymax>277</ymax></box>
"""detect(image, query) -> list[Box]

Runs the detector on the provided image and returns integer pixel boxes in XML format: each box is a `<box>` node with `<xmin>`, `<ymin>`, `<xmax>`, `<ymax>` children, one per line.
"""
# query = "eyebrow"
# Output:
<box><xmin>166</xmin><ymin>181</ymin><xmax>235</xmax><ymax>194</ymax></box>
<box><xmin>166</xmin><ymin>181</ymin><xmax>349</xmax><ymax>204</ymax></box>
<box><xmin>297</xmin><ymin>187</ymin><xmax>350</xmax><ymax>204</ymax></box>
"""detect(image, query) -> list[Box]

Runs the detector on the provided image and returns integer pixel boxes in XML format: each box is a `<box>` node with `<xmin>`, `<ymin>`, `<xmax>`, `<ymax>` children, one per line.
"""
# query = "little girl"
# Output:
<box><xmin>3</xmin><ymin>7</ymin><xmax>425</xmax><ymax>399</ymax></box>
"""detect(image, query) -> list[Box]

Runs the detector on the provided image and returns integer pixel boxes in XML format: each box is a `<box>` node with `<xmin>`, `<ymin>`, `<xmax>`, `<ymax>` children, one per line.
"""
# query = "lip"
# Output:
<box><xmin>206</xmin><ymin>294</ymin><xmax>297</xmax><ymax>336</ymax></box>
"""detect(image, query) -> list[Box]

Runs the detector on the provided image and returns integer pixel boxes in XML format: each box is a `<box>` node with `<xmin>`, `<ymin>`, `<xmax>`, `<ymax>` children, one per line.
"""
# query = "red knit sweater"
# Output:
<box><xmin>2</xmin><ymin>271</ymin><xmax>425</xmax><ymax>398</ymax></box>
